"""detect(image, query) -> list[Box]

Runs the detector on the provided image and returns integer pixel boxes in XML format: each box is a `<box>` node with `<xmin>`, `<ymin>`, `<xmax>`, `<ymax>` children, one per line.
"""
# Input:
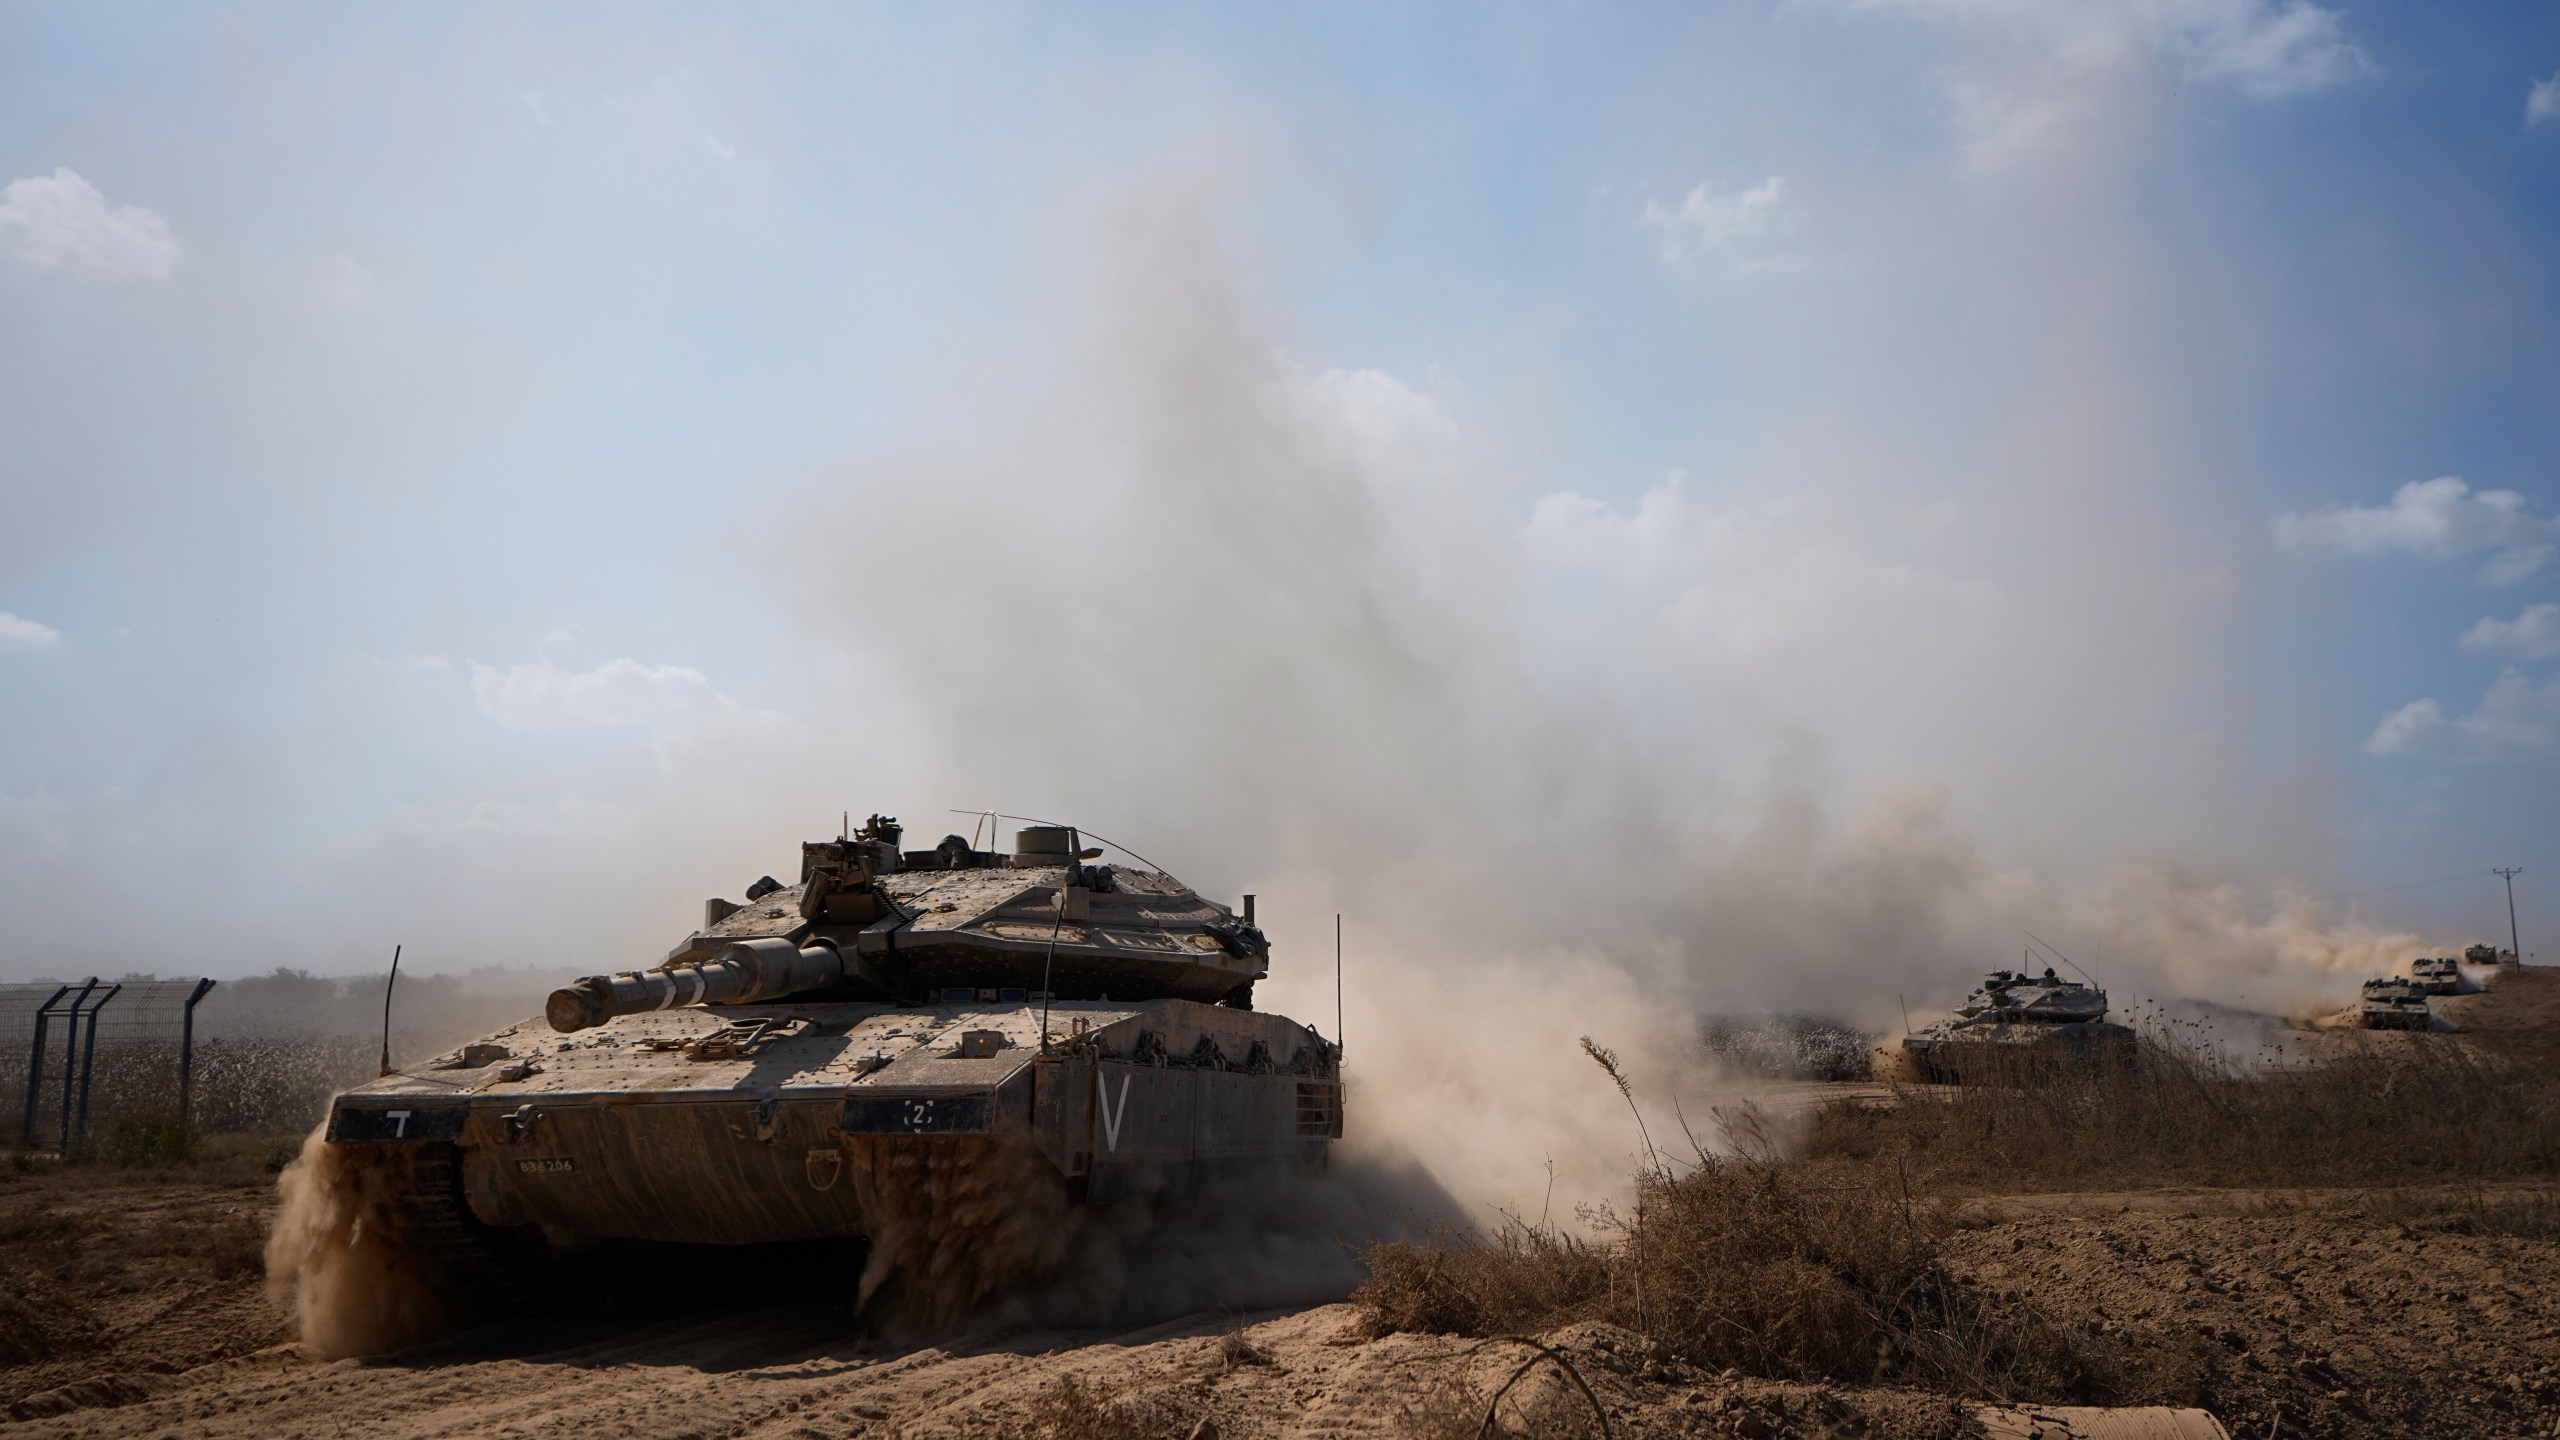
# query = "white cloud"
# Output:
<box><xmin>1521</xmin><ymin>471</ymin><xmax>1714</xmax><ymax>581</ymax></box>
<box><xmin>2366</xmin><ymin>669</ymin><xmax>2560</xmax><ymax>758</ymax></box>
<box><xmin>315</xmin><ymin>254</ymin><xmax>369</xmax><ymax>309</ymax></box>
<box><xmin>2362</xmin><ymin>697</ymin><xmax>2445</xmax><ymax>757</ymax></box>
<box><xmin>2461</xmin><ymin>603</ymin><xmax>2560</xmax><ymax>661</ymax></box>
<box><xmin>1844</xmin><ymin>0</ymin><xmax>2371</xmax><ymax>168</ymax></box>
<box><xmin>2529</xmin><ymin>73</ymin><xmax>2560</xmax><ymax>129</ymax></box>
<box><xmin>469</xmin><ymin>657</ymin><xmax>751</xmax><ymax>732</ymax></box>
<box><xmin>1642</xmin><ymin>176</ymin><xmax>1806</xmax><ymax>270</ymax></box>
<box><xmin>0</xmin><ymin>168</ymin><xmax>178</xmax><ymax>282</ymax></box>
<box><xmin>2275</xmin><ymin>476</ymin><xmax>2559</xmax><ymax>585</ymax></box>
<box><xmin>2172</xmin><ymin>0</ymin><xmax>2370</xmax><ymax>99</ymax></box>
<box><xmin>0</xmin><ymin>611</ymin><xmax>63</xmax><ymax>651</ymax></box>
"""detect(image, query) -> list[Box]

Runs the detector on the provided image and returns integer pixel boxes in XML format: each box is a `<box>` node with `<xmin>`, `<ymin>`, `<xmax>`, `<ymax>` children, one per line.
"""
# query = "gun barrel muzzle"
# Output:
<box><xmin>545</xmin><ymin>937</ymin><xmax>846</xmax><ymax>1033</ymax></box>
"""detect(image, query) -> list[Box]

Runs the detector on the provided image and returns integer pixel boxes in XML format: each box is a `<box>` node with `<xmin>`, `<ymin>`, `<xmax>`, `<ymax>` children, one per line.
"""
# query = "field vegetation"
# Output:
<box><xmin>1357</xmin><ymin>992</ymin><xmax>2560</xmax><ymax>1433</ymax></box>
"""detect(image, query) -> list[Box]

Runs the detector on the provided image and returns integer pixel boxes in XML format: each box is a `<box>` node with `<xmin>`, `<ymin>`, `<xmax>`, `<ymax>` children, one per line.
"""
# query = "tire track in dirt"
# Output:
<box><xmin>1</xmin><ymin>1297</ymin><xmax>1316</xmax><ymax>1440</ymax></box>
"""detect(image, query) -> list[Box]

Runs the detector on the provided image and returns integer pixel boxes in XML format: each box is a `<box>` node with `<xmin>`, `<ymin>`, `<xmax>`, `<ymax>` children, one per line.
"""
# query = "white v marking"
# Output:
<box><xmin>1097</xmin><ymin>1072</ymin><xmax>1132</xmax><ymax>1153</ymax></box>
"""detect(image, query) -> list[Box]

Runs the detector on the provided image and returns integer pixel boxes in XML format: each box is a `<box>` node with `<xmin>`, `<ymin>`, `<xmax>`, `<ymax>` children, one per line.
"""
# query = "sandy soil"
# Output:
<box><xmin>3</xmin><ymin>1161</ymin><xmax>2557</xmax><ymax>1438</ymax></box>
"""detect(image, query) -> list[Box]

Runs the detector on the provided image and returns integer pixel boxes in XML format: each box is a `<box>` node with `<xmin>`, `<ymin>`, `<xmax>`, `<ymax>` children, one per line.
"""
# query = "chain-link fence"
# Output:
<box><xmin>1</xmin><ymin>977</ymin><xmax>216</xmax><ymax>1151</ymax></box>
<box><xmin>5</xmin><ymin>966</ymin><xmax>583</xmax><ymax>1146</ymax></box>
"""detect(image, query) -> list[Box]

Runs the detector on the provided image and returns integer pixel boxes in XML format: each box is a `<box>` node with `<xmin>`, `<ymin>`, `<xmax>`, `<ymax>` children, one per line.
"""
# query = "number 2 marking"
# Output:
<box><xmin>906</xmin><ymin>1100</ymin><xmax>932</xmax><ymax>1131</ymax></box>
<box><xmin>387</xmin><ymin>1110</ymin><xmax>411</xmax><ymax>1138</ymax></box>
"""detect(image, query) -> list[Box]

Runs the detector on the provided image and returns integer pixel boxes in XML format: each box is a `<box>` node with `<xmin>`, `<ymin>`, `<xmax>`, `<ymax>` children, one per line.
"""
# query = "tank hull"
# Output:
<box><xmin>1899</xmin><ymin>1019</ymin><xmax>2135</xmax><ymax>1084</ymax></box>
<box><xmin>326</xmin><ymin>998</ymin><xmax>1339</xmax><ymax>1251</ymax></box>
<box><xmin>2359</xmin><ymin>1000</ymin><xmax>2431</xmax><ymax>1031</ymax></box>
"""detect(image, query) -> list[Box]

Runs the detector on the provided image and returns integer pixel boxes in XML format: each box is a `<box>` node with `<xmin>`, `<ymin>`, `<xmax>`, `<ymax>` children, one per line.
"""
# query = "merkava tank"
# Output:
<box><xmin>2463</xmin><ymin>942</ymin><xmax>2517</xmax><ymax>966</ymax></box>
<box><xmin>322</xmin><ymin>816</ymin><xmax>1341</xmax><ymax>1313</ymax></box>
<box><xmin>2409</xmin><ymin>956</ymin><xmax>2461</xmax><ymax>996</ymax></box>
<box><xmin>2359</xmin><ymin>976</ymin><xmax>2432</xmax><ymax>1030</ymax></box>
<box><xmin>1899</xmin><ymin>965</ymin><xmax>2132</xmax><ymax>1083</ymax></box>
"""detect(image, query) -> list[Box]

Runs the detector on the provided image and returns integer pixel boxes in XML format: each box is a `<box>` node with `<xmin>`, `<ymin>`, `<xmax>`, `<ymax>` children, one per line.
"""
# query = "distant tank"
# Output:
<box><xmin>1899</xmin><ymin>965</ymin><xmax>2133</xmax><ymax>1083</ymax></box>
<box><xmin>2359</xmin><ymin>977</ymin><xmax>2432</xmax><ymax>1030</ymax></box>
<box><xmin>2463</xmin><ymin>942</ymin><xmax>2517</xmax><ymax>966</ymax></box>
<box><xmin>322</xmin><ymin>816</ymin><xmax>1341</xmax><ymax>1317</ymax></box>
<box><xmin>2409</xmin><ymin>957</ymin><xmax>2461</xmax><ymax>996</ymax></box>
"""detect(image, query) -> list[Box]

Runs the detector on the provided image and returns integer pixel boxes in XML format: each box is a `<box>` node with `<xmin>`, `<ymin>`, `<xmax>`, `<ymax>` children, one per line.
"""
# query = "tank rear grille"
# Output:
<box><xmin>1294</xmin><ymin>1082</ymin><xmax>1342</xmax><ymax>1139</ymax></box>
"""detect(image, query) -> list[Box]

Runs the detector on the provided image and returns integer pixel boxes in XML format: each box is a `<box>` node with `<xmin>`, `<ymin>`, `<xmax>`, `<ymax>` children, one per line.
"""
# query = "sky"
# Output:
<box><xmin>3</xmin><ymin>6</ymin><xmax>2558</xmax><ymax>1183</ymax></box>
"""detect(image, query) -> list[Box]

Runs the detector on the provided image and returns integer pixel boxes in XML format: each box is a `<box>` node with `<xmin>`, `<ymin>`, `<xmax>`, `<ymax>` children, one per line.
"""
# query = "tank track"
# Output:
<box><xmin>394</xmin><ymin>1142</ymin><xmax>537</xmax><ymax>1315</ymax></box>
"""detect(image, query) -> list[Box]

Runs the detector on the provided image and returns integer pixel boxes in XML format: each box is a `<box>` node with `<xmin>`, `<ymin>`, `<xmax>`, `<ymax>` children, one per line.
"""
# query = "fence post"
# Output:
<box><xmin>19</xmin><ymin>983</ymin><xmax>69</xmax><ymax>1148</ymax></box>
<box><xmin>178</xmin><ymin>978</ymin><xmax>215</xmax><ymax>1131</ymax></box>
<box><xmin>72</xmin><ymin>982</ymin><xmax>122</xmax><ymax>1149</ymax></box>
<box><xmin>53</xmin><ymin>978</ymin><xmax>99</xmax><ymax>1155</ymax></box>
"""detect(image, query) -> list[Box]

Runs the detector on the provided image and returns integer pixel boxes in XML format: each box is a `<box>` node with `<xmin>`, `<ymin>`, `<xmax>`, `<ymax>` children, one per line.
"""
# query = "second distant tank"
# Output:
<box><xmin>1900</xmin><ymin>964</ymin><xmax>2133</xmax><ymax>1083</ymax></box>
<box><xmin>2359</xmin><ymin>977</ymin><xmax>2432</xmax><ymax>1030</ymax></box>
<box><xmin>2409</xmin><ymin>956</ymin><xmax>2461</xmax><ymax>996</ymax></box>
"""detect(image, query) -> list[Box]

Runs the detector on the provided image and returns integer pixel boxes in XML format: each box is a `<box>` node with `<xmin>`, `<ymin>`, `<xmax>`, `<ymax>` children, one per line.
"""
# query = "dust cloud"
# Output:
<box><xmin>773</xmin><ymin>189</ymin><xmax>2418</xmax><ymax>1220</ymax></box>
<box><xmin>859</xmin><ymin>1138</ymin><xmax>1462</xmax><ymax>1335</ymax></box>
<box><xmin>265</xmin><ymin>1126</ymin><xmax>452</xmax><ymax>1360</ymax></box>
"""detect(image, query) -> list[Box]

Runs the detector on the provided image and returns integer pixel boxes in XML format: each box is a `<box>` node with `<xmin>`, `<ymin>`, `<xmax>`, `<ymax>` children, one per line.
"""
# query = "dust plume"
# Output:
<box><xmin>2088</xmin><ymin>861</ymin><xmax>2455</xmax><ymax>1018</ymax></box>
<box><xmin>859</xmin><ymin>1137</ymin><xmax>1463</xmax><ymax>1336</ymax></box>
<box><xmin>264</xmin><ymin>1125</ymin><xmax>453</xmax><ymax>1360</ymax></box>
<box><xmin>780</xmin><ymin>186</ymin><xmax>2417</xmax><ymax>1218</ymax></box>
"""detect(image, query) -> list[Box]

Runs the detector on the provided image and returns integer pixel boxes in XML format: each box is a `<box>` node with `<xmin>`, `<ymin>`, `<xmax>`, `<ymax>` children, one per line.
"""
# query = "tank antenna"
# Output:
<box><xmin>1335</xmin><ymin>912</ymin><xmax>1345</xmax><ymax>1062</ymax></box>
<box><xmin>1897</xmin><ymin>992</ymin><xmax>1911</xmax><ymax>1037</ymax></box>
<box><xmin>2022</xmin><ymin>929</ymin><xmax>2098</xmax><ymax>987</ymax></box>
<box><xmin>1039</xmin><ymin>894</ymin><xmax>1066</xmax><ymax>1053</ymax></box>
<box><xmin>377</xmin><ymin>943</ymin><xmax>402</xmax><ymax>1077</ymax></box>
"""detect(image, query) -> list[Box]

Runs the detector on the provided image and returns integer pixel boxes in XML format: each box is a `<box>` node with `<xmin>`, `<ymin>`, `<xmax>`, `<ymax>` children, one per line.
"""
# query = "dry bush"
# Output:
<box><xmin>1807</xmin><ymin>1034</ymin><xmax>2560</xmax><ymax>1191</ymax></box>
<box><xmin>1359</xmin><ymin>1221</ymin><xmax>1610</xmax><ymax>1336</ymax></box>
<box><xmin>1215</xmin><ymin>1328</ymin><xmax>1273</xmax><ymax>1369</ymax></box>
<box><xmin>989</xmin><ymin>1375</ymin><xmax>1200</xmax><ymax>1440</ymax></box>
<box><xmin>1360</xmin><ymin>1156</ymin><xmax>2094</xmax><ymax>1398</ymax></box>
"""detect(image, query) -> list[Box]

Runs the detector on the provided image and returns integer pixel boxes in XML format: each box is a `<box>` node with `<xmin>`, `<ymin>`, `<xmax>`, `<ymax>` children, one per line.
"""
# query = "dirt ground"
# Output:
<box><xmin>4</xmin><ymin>1163</ymin><xmax>2556</xmax><ymax>1437</ymax></box>
<box><xmin>3</xmin><ymin>969</ymin><xmax>2554</xmax><ymax>1439</ymax></box>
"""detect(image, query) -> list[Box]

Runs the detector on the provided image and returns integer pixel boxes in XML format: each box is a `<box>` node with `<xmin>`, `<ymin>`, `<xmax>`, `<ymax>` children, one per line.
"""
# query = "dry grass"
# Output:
<box><xmin>1360</xmin><ymin>1151</ymin><xmax>2094</xmax><ymax>1399</ymax></box>
<box><xmin>986</xmin><ymin>1375</ymin><xmax>1202</xmax><ymax>1440</ymax></box>
<box><xmin>1807</xmin><ymin>1033</ymin><xmax>2560</xmax><ymax>1191</ymax></box>
<box><xmin>1365</xmin><ymin>1030</ymin><xmax>2560</xmax><ymax>1417</ymax></box>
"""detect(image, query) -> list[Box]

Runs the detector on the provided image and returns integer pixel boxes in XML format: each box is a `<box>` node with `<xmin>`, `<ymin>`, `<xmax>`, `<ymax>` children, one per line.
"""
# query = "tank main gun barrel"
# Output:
<box><xmin>546</xmin><ymin>937</ymin><xmax>847</xmax><ymax>1033</ymax></box>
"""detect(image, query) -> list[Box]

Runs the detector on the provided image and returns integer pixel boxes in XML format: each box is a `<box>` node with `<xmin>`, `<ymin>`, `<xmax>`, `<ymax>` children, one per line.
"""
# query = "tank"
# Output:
<box><xmin>2359</xmin><ymin>977</ymin><xmax>2432</xmax><ymax>1030</ymax></box>
<box><xmin>1899</xmin><ymin>966</ymin><xmax>2133</xmax><ymax>1082</ymax></box>
<box><xmin>2463</xmin><ymin>942</ymin><xmax>2517</xmax><ymax>966</ymax></box>
<box><xmin>321</xmin><ymin>817</ymin><xmax>1342</xmax><ymax>1314</ymax></box>
<box><xmin>2409</xmin><ymin>956</ymin><xmax>2461</xmax><ymax>996</ymax></box>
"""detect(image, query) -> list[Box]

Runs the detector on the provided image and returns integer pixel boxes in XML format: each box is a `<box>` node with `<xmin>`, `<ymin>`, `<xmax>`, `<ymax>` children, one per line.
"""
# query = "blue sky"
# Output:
<box><xmin>2</xmin><ymin>1</ymin><xmax>2557</xmax><ymax>1014</ymax></box>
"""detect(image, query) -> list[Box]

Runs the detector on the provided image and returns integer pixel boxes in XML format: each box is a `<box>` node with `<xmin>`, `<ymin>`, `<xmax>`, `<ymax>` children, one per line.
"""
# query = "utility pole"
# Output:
<box><xmin>2492</xmin><ymin>867</ymin><xmax>2524</xmax><ymax>963</ymax></box>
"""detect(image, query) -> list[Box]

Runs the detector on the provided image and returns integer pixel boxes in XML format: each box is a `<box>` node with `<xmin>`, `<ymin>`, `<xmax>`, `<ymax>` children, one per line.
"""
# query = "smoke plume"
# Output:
<box><xmin>763</xmin><ymin>187</ymin><xmax>2420</xmax><ymax>1216</ymax></box>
